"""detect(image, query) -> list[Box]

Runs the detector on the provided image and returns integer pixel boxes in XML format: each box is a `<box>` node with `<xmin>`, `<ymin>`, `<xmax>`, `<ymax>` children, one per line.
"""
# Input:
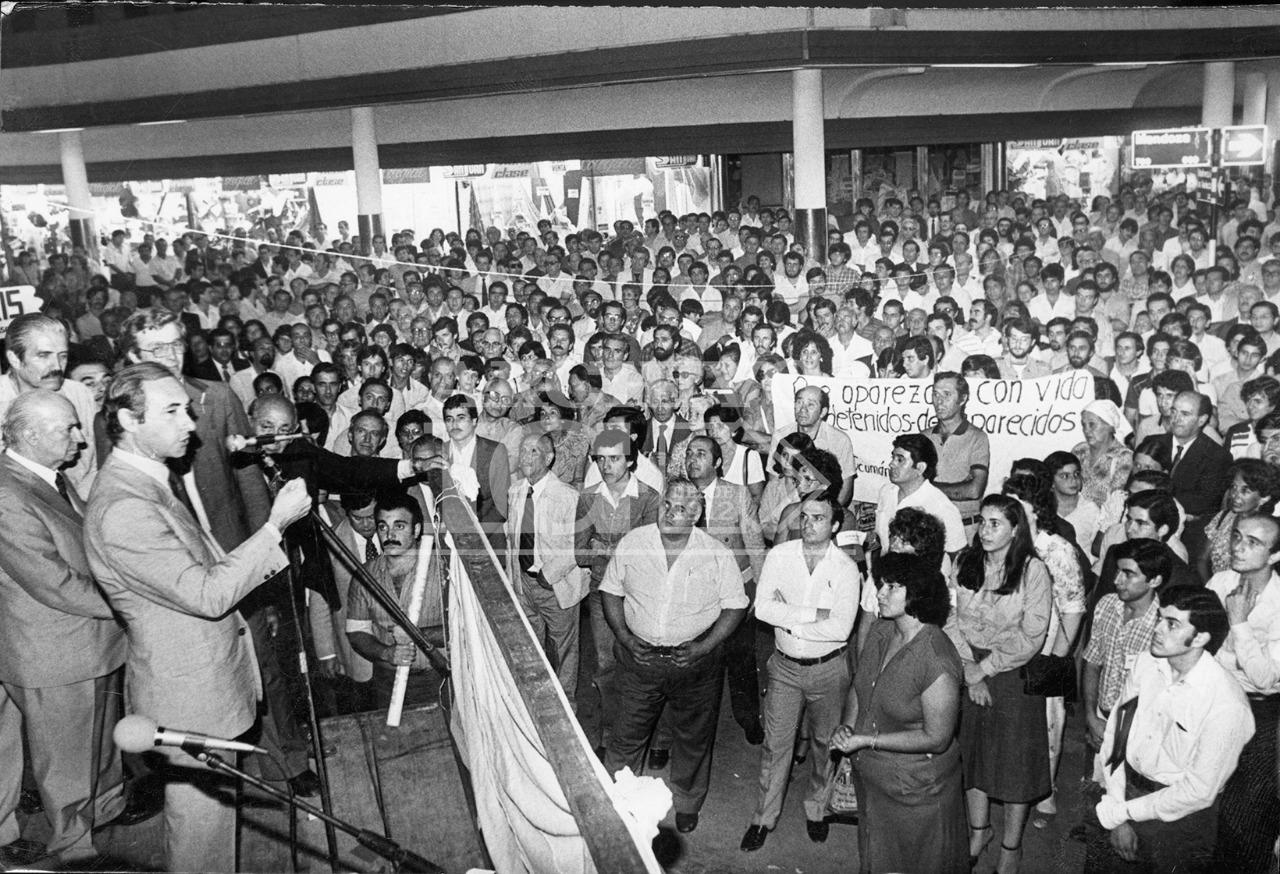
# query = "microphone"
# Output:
<box><xmin>113</xmin><ymin>714</ymin><xmax>266</xmax><ymax>756</ymax></box>
<box><xmin>225</xmin><ymin>432</ymin><xmax>306</xmax><ymax>453</ymax></box>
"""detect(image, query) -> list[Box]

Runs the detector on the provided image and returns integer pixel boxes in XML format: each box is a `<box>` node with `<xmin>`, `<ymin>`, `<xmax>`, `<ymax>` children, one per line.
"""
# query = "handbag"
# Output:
<box><xmin>823</xmin><ymin>754</ymin><xmax>859</xmax><ymax>816</ymax></box>
<box><xmin>1021</xmin><ymin>652</ymin><xmax>1077</xmax><ymax>701</ymax></box>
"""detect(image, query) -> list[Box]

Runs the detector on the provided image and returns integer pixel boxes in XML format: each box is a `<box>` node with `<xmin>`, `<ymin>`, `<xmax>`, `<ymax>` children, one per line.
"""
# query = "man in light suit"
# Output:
<box><xmin>121</xmin><ymin>309</ymin><xmax>318</xmax><ymax>794</ymax></box>
<box><xmin>0</xmin><ymin>392</ymin><xmax>127</xmax><ymax>867</ymax></box>
<box><xmin>84</xmin><ymin>362</ymin><xmax>311</xmax><ymax>873</ymax></box>
<box><xmin>506</xmin><ymin>432</ymin><xmax>588</xmax><ymax>705</ymax></box>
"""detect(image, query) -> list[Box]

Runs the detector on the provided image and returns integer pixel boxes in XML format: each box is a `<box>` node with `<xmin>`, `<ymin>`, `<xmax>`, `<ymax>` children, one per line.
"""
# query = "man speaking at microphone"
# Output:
<box><xmin>84</xmin><ymin>362</ymin><xmax>312</xmax><ymax>873</ymax></box>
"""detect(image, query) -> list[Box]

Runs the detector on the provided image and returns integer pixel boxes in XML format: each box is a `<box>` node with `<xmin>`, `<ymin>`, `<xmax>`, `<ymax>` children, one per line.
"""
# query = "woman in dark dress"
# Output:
<box><xmin>831</xmin><ymin>552</ymin><xmax>966</xmax><ymax>874</ymax></box>
<box><xmin>946</xmin><ymin>495</ymin><xmax>1053</xmax><ymax>874</ymax></box>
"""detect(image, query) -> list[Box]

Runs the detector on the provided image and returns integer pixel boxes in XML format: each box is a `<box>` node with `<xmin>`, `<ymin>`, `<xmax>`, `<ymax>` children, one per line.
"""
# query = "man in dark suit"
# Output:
<box><xmin>84</xmin><ymin>362</ymin><xmax>311</xmax><ymax>873</ymax></box>
<box><xmin>0</xmin><ymin>392</ymin><xmax>128</xmax><ymax>867</ymax></box>
<box><xmin>442</xmin><ymin>393</ymin><xmax>510</xmax><ymax>552</ymax></box>
<box><xmin>187</xmin><ymin>328</ymin><xmax>249</xmax><ymax>384</ymax></box>
<box><xmin>119</xmin><ymin>308</ymin><xmax>318</xmax><ymax>795</ymax></box>
<box><xmin>82</xmin><ymin>307</ymin><xmax>128</xmax><ymax>369</ymax></box>
<box><xmin>640</xmin><ymin>379</ymin><xmax>693</xmax><ymax>475</ymax></box>
<box><xmin>1150</xmin><ymin>390</ymin><xmax>1233</xmax><ymax>561</ymax></box>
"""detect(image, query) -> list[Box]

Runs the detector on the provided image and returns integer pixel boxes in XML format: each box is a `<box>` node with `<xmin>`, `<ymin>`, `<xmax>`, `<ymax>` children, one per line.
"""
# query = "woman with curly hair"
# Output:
<box><xmin>1002</xmin><ymin>473</ymin><xmax>1087</xmax><ymax>826</ymax></box>
<box><xmin>946</xmin><ymin>495</ymin><xmax>1053</xmax><ymax>874</ymax></box>
<box><xmin>790</xmin><ymin>329</ymin><xmax>834</xmax><ymax>377</ymax></box>
<box><xmin>1198</xmin><ymin>458</ymin><xmax>1280</xmax><ymax>579</ymax></box>
<box><xmin>831</xmin><ymin>552</ymin><xmax>966</xmax><ymax>874</ymax></box>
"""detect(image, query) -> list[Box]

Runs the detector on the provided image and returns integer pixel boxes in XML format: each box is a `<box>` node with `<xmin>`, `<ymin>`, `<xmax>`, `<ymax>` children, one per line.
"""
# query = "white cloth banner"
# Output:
<box><xmin>446</xmin><ymin>531</ymin><xmax>668</xmax><ymax>874</ymax></box>
<box><xmin>771</xmin><ymin>371</ymin><xmax>1094</xmax><ymax>502</ymax></box>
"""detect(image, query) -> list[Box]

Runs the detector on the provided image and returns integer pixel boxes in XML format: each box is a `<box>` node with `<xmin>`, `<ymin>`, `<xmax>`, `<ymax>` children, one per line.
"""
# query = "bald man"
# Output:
<box><xmin>0</xmin><ymin>392</ymin><xmax>128</xmax><ymax>866</ymax></box>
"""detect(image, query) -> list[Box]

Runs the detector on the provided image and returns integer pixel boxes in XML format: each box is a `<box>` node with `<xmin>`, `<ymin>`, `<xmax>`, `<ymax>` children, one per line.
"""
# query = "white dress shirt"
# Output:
<box><xmin>1208</xmin><ymin>570</ymin><xmax>1280</xmax><ymax>695</ymax></box>
<box><xmin>1097</xmin><ymin>650</ymin><xmax>1253</xmax><ymax>829</ymax></box>
<box><xmin>755</xmin><ymin>540</ymin><xmax>865</xmax><ymax>659</ymax></box>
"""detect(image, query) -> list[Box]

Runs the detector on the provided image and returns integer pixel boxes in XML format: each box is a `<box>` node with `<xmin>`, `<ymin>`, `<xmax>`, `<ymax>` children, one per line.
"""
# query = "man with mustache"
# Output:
<box><xmin>0</xmin><ymin>314</ymin><xmax>99</xmax><ymax>500</ymax></box>
<box><xmin>344</xmin><ymin>492</ymin><xmax>444</xmax><ymax>709</ymax></box>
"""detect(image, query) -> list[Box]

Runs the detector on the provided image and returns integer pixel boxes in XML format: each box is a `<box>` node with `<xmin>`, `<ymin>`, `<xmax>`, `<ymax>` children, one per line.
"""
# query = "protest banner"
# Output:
<box><xmin>771</xmin><ymin>371</ymin><xmax>1094</xmax><ymax>503</ymax></box>
<box><xmin>0</xmin><ymin>286</ymin><xmax>43</xmax><ymax>338</ymax></box>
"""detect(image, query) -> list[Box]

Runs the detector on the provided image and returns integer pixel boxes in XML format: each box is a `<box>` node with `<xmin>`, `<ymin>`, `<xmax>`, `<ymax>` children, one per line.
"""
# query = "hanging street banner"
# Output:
<box><xmin>770</xmin><ymin>371</ymin><xmax>1093</xmax><ymax>503</ymax></box>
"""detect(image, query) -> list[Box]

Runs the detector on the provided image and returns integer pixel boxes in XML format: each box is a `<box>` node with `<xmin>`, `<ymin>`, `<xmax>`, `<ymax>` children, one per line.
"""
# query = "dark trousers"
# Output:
<box><xmin>724</xmin><ymin>607</ymin><xmax>762</xmax><ymax>731</ymax></box>
<box><xmin>605</xmin><ymin>641</ymin><xmax>724</xmax><ymax>814</ymax></box>
<box><xmin>245</xmin><ymin>608</ymin><xmax>310</xmax><ymax>781</ymax></box>
<box><xmin>1084</xmin><ymin>797</ymin><xmax>1218</xmax><ymax>874</ymax></box>
<box><xmin>1214</xmin><ymin>696</ymin><xmax>1280</xmax><ymax>874</ymax></box>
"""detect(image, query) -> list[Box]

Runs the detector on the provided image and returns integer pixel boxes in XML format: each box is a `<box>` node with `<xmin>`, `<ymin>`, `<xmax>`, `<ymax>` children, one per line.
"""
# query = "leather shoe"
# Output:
<box><xmin>675</xmin><ymin>812</ymin><xmax>699</xmax><ymax>833</ymax></box>
<box><xmin>93</xmin><ymin>786</ymin><xmax>164</xmax><ymax>835</ymax></box>
<box><xmin>288</xmin><ymin>769</ymin><xmax>322</xmax><ymax>797</ymax></box>
<box><xmin>742</xmin><ymin>720</ymin><xmax>765</xmax><ymax>746</ymax></box>
<box><xmin>739</xmin><ymin>824</ymin><xmax>770</xmax><ymax>851</ymax></box>
<box><xmin>806</xmin><ymin>818</ymin><xmax>829</xmax><ymax>843</ymax></box>
<box><xmin>647</xmin><ymin>748</ymin><xmax>670</xmax><ymax>770</ymax></box>
<box><xmin>0</xmin><ymin>839</ymin><xmax>47</xmax><ymax>868</ymax></box>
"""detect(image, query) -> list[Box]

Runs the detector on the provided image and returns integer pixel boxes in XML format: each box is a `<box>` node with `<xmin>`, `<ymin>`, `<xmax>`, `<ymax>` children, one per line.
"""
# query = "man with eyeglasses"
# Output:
<box><xmin>119</xmin><ymin>308</ymin><xmax>321</xmax><ymax>796</ymax></box>
<box><xmin>476</xmin><ymin>377</ymin><xmax>523</xmax><ymax>474</ymax></box>
<box><xmin>601</xmin><ymin>477</ymin><xmax>747</xmax><ymax>834</ymax></box>
<box><xmin>0</xmin><ymin>314</ymin><xmax>100</xmax><ymax>499</ymax></box>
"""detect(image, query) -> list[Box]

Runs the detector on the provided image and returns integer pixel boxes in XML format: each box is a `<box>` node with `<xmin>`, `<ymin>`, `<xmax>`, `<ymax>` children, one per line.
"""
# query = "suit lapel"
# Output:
<box><xmin>0</xmin><ymin>455</ymin><xmax>81</xmax><ymax>524</ymax></box>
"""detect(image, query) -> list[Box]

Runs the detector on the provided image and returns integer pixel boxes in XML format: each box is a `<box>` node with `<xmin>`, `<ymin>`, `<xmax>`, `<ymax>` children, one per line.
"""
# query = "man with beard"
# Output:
<box><xmin>1057</xmin><ymin>330</ymin><xmax>1121</xmax><ymax>403</ymax></box>
<box><xmin>231</xmin><ymin>336</ymin><xmax>285</xmax><ymax>410</ymax></box>
<box><xmin>345</xmin><ymin>492</ymin><xmax>445</xmax><ymax>710</ymax></box>
<box><xmin>641</xmin><ymin>324</ymin><xmax>680</xmax><ymax>385</ymax></box>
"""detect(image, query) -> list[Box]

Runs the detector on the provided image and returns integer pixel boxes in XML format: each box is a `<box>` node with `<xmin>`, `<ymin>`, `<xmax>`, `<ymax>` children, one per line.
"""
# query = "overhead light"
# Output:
<box><xmin>137</xmin><ymin>119</ymin><xmax>186</xmax><ymax>126</ymax></box>
<box><xmin>933</xmin><ymin>63</ymin><xmax>1033</xmax><ymax>69</ymax></box>
<box><xmin>37</xmin><ymin>127</ymin><xmax>85</xmax><ymax>134</ymax></box>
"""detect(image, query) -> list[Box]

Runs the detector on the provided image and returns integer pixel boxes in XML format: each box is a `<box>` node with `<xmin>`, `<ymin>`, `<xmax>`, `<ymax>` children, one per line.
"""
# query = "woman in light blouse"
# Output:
<box><xmin>946</xmin><ymin>495</ymin><xmax>1053</xmax><ymax>874</ymax></box>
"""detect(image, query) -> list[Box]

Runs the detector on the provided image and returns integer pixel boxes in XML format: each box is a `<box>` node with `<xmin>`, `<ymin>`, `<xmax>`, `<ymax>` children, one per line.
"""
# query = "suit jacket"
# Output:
<box><xmin>188</xmin><ymin>357</ymin><xmax>249</xmax><ymax>383</ymax></box>
<box><xmin>0</xmin><ymin>455</ymin><xmax>125</xmax><ymax>687</ymax></box>
<box><xmin>640</xmin><ymin>415</ymin><xmax>694</xmax><ymax>466</ymax></box>
<box><xmin>505</xmin><ymin>472</ymin><xmax>588</xmax><ymax>609</ymax></box>
<box><xmin>264</xmin><ymin>437</ymin><xmax>403</xmax><ymax>499</ymax></box>
<box><xmin>308</xmin><ymin>504</ymin><xmax>374</xmax><ymax>683</ymax></box>
<box><xmin>84</xmin><ymin>453</ymin><xmax>288</xmax><ymax>738</ymax></box>
<box><xmin>182</xmin><ymin>377</ymin><xmax>273</xmax><ymax>552</ymax></box>
<box><xmin>703</xmin><ymin>478</ymin><xmax>765</xmax><ymax>586</ymax></box>
<box><xmin>450</xmin><ymin>436</ymin><xmax>510</xmax><ymax>524</ymax></box>
<box><xmin>1149</xmin><ymin>433</ymin><xmax>1232</xmax><ymax>520</ymax></box>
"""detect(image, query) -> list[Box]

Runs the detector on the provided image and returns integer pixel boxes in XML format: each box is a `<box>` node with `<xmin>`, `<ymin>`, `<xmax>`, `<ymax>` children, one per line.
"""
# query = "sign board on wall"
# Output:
<box><xmin>1130</xmin><ymin>128</ymin><xmax>1213</xmax><ymax>169</ymax></box>
<box><xmin>0</xmin><ymin>286</ymin><xmax>44</xmax><ymax>338</ymax></box>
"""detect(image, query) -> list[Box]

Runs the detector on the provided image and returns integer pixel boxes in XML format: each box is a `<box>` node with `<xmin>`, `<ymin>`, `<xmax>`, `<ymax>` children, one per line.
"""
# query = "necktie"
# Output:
<box><xmin>167</xmin><ymin>468</ymin><xmax>199</xmax><ymax>522</ymax></box>
<box><xmin>655</xmin><ymin>424</ymin><xmax>669</xmax><ymax>470</ymax></box>
<box><xmin>364</xmin><ymin>536</ymin><xmax>378</xmax><ymax>563</ymax></box>
<box><xmin>519</xmin><ymin>486</ymin><xmax>537</xmax><ymax>576</ymax></box>
<box><xmin>481</xmin><ymin>276</ymin><xmax>488</xmax><ymax>297</ymax></box>
<box><xmin>221</xmin><ymin>364</ymin><xmax>232</xmax><ymax>382</ymax></box>
<box><xmin>54</xmin><ymin>472</ymin><xmax>74</xmax><ymax>508</ymax></box>
<box><xmin>696</xmin><ymin>489</ymin><xmax>708</xmax><ymax>529</ymax></box>
<box><xmin>1171</xmin><ymin>443</ymin><xmax>1185</xmax><ymax>471</ymax></box>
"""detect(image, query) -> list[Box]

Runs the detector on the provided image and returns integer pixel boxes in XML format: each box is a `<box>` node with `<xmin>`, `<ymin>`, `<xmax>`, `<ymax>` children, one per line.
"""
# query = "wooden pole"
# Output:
<box><xmin>386</xmin><ymin>533</ymin><xmax>433</xmax><ymax>728</ymax></box>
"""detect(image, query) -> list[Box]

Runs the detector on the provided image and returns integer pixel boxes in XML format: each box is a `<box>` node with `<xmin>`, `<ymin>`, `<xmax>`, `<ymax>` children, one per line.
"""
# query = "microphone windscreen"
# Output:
<box><xmin>113</xmin><ymin>714</ymin><xmax>158</xmax><ymax>753</ymax></box>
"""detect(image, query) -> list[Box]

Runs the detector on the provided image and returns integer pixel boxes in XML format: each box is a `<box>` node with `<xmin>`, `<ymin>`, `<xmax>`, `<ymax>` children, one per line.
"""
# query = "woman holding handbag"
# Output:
<box><xmin>1002</xmin><ymin>474</ymin><xmax>1087</xmax><ymax>826</ymax></box>
<box><xmin>945</xmin><ymin>495</ymin><xmax>1053</xmax><ymax>874</ymax></box>
<box><xmin>830</xmin><ymin>552</ymin><xmax>966</xmax><ymax>874</ymax></box>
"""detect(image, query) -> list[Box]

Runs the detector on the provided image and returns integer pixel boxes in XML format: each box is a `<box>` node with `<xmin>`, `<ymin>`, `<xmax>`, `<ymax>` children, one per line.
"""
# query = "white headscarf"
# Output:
<box><xmin>1082</xmin><ymin>398</ymin><xmax>1131</xmax><ymax>441</ymax></box>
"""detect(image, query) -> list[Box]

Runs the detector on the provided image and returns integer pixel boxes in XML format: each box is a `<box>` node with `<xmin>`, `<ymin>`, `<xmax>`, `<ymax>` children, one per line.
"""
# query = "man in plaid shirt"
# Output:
<box><xmin>1082</xmin><ymin>537</ymin><xmax>1166</xmax><ymax>762</ymax></box>
<box><xmin>824</xmin><ymin>242</ymin><xmax>861</xmax><ymax>297</ymax></box>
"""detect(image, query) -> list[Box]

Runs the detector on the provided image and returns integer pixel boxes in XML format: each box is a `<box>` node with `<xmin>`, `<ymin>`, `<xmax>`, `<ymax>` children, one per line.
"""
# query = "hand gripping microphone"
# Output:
<box><xmin>113</xmin><ymin>714</ymin><xmax>266</xmax><ymax>756</ymax></box>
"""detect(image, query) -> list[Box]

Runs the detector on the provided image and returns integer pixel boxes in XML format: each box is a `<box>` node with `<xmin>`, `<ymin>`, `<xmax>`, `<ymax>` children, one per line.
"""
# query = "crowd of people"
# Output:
<box><xmin>2</xmin><ymin>175</ymin><xmax>1280</xmax><ymax>874</ymax></box>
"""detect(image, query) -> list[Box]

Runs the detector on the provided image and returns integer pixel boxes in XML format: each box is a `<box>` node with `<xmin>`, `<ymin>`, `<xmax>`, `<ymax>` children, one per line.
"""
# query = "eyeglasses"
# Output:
<box><xmin>140</xmin><ymin>340</ymin><xmax>185</xmax><ymax>357</ymax></box>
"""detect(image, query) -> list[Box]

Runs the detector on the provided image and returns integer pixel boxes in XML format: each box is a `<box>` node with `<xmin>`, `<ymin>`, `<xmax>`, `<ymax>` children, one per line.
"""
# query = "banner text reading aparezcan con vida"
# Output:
<box><xmin>770</xmin><ymin>371</ymin><xmax>1094</xmax><ymax>503</ymax></box>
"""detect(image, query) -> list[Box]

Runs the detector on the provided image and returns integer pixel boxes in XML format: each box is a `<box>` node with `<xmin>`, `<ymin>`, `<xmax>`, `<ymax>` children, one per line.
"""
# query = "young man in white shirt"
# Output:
<box><xmin>1093</xmin><ymin>585</ymin><xmax>1253</xmax><ymax>874</ymax></box>
<box><xmin>742</xmin><ymin>493</ymin><xmax>868</xmax><ymax>850</ymax></box>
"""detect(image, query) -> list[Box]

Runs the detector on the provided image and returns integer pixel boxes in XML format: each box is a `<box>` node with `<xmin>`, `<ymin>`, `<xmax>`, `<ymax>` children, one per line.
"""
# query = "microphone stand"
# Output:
<box><xmin>308</xmin><ymin>508</ymin><xmax>451</xmax><ymax>676</ymax></box>
<box><xmin>195</xmin><ymin>751</ymin><xmax>444</xmax><ymax>874</ymax></box>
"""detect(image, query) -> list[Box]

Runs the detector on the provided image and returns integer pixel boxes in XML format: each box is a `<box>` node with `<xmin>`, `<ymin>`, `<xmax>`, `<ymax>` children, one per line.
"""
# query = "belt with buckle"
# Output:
<box><xmin>777</xmin><ymin>644</ymin><xmax>848</xmax><ymax>667</ymax></box>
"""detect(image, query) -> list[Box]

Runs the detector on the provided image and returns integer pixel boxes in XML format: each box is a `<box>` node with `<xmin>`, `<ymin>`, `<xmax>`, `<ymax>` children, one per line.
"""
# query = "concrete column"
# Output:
<box><xmin>1201</xmin><ymin>61</ymin><xmax>1236</xmax><ymax>128</ymax></box>
<box><xmin>1243</xmin><ymin>72</ymin><xmax>1268</xmax><ymax>126</ymax></box>
<box><xmin>58</xmin><ymin>131</ymin><xmax>96</xmax><ymax>255</ymax></box>
<box><xmin>351</xmin><ymin>107</ymin><xmax>383</xmax><ymax>257</ymax></box>
<box><xmin>791</xmin><ymin>68</ymin><xmax>827</xmax><ymax>266</ymax></box>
